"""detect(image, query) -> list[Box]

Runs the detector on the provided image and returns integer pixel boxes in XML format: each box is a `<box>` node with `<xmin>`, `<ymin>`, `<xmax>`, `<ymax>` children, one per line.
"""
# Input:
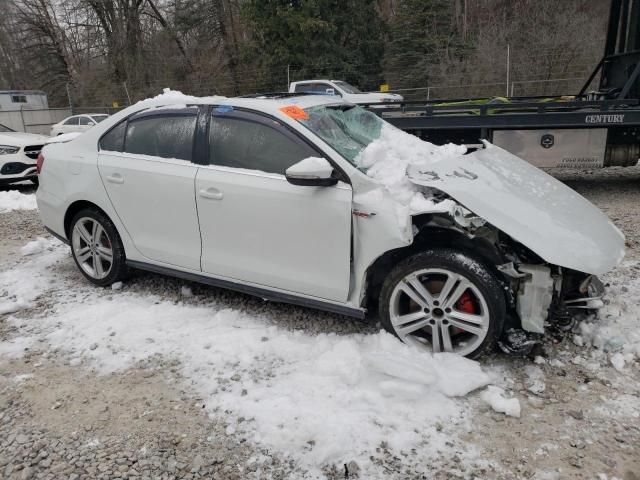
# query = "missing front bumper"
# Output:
<box><xmin>563</xmin><ymin>275</ymin><xmax>605</xmax><ymax>310</ymax></box>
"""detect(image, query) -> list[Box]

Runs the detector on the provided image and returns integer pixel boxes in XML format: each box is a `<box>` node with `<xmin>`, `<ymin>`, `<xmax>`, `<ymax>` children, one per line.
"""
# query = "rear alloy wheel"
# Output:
<box><xmin>379</xmin><ymin>249</ymin><xmax>505</xmax><ymax>359</ymax></box>
<box><xmin>70</xmin><ymin>208</ymin><xmax>128</xmax><ymax>286</ymax></box>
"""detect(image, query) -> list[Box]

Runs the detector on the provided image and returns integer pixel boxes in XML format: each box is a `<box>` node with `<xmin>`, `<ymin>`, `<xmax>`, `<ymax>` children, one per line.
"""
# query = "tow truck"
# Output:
<box><xmin>366</xmin><ymin>0</ymin><xmax>640</xmax><ymax>169</ymax></box>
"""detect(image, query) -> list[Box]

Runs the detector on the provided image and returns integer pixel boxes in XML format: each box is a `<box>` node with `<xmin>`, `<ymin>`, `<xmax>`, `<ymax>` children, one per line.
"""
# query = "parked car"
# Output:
<box><xmin>50</xmin><ymin>114</ymin><xmax>109</xmax><ymax>136</ymax></box>
<box><xmin>37</xmin><ymin>93</ymin><xmax>623</xmax><ymax>359</ymax></box>
<box><xmin>0</xmin><ymin>123</ymin><xmax>48</xmax><ymax>185</ymax></box>
<box><xmin>289</xmin><ymin>80</ymin><xmax>403</xmax><ymax>104</ymax></box>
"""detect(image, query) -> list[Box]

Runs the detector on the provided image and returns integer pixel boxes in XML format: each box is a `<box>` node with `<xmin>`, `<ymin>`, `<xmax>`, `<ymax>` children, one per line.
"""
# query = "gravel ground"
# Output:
<box><xmin>1</xmin><ymin>168</ymin><xmax>640</xmax><ymax>480</ymax></box>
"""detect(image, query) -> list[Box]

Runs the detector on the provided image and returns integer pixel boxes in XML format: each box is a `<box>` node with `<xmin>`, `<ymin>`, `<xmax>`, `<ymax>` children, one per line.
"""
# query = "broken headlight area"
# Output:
<box><xmin>409</xmin><ymin>196</ymin><xmax>610</xmax><ymax>356</ymax></box>
<box><xmin>498</xmin><ymin>260</ymin><xmax>606</xmax><ymax>355</ymax></box>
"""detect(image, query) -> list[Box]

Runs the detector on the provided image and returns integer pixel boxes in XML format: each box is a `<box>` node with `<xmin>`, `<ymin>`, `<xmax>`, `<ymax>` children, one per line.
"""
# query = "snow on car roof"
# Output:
<box><xmin>134</xmin><ymin>88</ymin><xmax>346</xmax><ymax>116</ymax></box>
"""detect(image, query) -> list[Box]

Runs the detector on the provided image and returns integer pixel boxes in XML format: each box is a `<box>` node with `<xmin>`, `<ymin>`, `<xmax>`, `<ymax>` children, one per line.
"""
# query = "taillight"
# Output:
<box><xmin>36</xmin><ymin>153</ymin><xmax>44</xmax><ymax>174</ymax></box>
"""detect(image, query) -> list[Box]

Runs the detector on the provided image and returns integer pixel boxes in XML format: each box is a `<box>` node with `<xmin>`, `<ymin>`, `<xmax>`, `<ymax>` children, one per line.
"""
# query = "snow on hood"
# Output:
<box><xmin>356</xmin><ymin>125</ymin><xmax>625</xmax><ymax>275</ymax></box>
<box><xmin>0</xmin><ymin>131</ymin><xmax>49</xmax><ymax>147</ymax></box>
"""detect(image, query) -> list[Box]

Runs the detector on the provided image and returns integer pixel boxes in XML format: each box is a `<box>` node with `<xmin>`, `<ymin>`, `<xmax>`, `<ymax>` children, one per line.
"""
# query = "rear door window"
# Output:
<box><xmin>209</xmin><ymin>111</ymin><xmax>318</xmax><ymax>175</ymax></box>
<box><xmin>123</xmin><ymin>110</ymin><xmax>197</xmax><ymax>161</ymax></box>
<box><xmin>64</xmin><ymin>117</ymin><xmax>79</xmax><ymax>126</ymax></box>
<box><xmin>79</xmin><ymin>116</ymin><xmax>92</xmax><ymax>125</ymax></box>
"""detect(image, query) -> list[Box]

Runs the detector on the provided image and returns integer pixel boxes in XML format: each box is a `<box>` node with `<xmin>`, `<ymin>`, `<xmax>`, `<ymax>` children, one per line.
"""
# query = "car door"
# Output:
<box><xmin>97</xmin><ymin>107</ymin><xmax>202</xmax><ymax>270</ymax></box>
<box><xmin>195</xmin><ymin>108</ymin><xmax>353</xmax><ymax>302</ymax></box>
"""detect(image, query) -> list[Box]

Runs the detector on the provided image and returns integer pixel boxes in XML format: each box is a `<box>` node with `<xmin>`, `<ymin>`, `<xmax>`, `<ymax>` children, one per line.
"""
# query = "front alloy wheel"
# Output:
<box><xmin>379</xmin><ymin>249</ymin><xmax>505</xmax><ymax>359</ymax></box>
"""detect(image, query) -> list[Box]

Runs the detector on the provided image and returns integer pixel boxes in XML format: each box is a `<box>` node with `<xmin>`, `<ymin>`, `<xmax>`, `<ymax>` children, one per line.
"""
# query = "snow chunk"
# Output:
<box><xmin>290</xmin><ymin>156</ymin><xmax>329</xmax><ymax>170</ymax></box>
<box><xmin>355</xmin><ymin>125</ymin><xmax>465</xmax><ymax>216</ymax></box>
<box><xmin>577</xmin><ymin>260</ymin><xmax>640</xmax><ymax>361</ymax></box>
<box><xmin>610</xmin><ymin>352</ymin><xmax>626</xmax><ymax>371</ymax></box>
<box><xmin>20</xmin><ymin>237</ymin><xmax>50</xmax><ymax>256</ymax></box>
<box><xmin>0</xmin><ymin>191</ymin><xmax>37</xmax><ymax>213</ymax></box>
<box><xmin>480</xmin><ymin>386</ymin><xmax>521</xmax><ymax>417</ymax></box>
<box><xmin>525</xmin><ymin>365</ymin><xmax>546</xmax><ymax>395</ymax></box>
<box><xmin>135</xmin><ymin>88</ymin><xmax>224</xmax><ymax>109</ymax></box>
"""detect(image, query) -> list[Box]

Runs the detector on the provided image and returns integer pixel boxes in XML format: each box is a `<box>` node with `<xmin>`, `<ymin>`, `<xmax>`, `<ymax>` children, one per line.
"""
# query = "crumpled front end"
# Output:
<box><xmin>403</xmin><ymin>185</ymin><xmax>614</xmax><ymax>348</ymax></box>
<box><xmin>406</xmin><ymin>143</ymin><xmax>625</xmax><ymax>276</ymax></box>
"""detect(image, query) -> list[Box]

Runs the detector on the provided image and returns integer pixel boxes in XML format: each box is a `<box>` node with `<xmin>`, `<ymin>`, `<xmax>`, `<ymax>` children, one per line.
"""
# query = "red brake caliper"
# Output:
<box><xmin>455</xmin><ymin>291</ymin><xmax>477</xmax><ymax>314</ymax></box>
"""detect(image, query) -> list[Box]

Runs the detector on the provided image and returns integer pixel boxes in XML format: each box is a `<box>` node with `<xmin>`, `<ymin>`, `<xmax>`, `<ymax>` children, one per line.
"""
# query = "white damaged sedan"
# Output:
<box><xmin>36</xmin><ymin>91</ymin><xmax>624</xmax><ymax>359</ymax></box>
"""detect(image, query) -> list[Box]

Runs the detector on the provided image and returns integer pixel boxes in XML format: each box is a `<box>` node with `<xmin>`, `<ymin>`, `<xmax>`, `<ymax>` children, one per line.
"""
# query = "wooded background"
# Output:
<box><xmin>0</xmin><ymin>0</ymin><xmax>609</xmax><ymax>108</ymax></box>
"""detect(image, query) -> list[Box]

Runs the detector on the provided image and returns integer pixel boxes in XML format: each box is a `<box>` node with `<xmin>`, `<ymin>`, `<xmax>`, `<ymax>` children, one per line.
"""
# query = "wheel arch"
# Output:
<box><xmin>64</xmin><ymin>200</ymin><xmax>113</xmax><ymax>239</ymax></box>
<box><xmin>361</xmin><ymin>222</ymin><xmax>506</xmax><ymax>312</ymax></box>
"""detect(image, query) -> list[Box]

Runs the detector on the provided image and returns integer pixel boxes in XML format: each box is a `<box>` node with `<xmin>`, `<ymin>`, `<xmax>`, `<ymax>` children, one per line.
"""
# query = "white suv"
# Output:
<box><xmin>0</xmin><ymin>123</ymin><xmax>48</xmax><ymax>186</ymax></box>
<box><xmin>289</xmin><ymin>80</ymin><xmax>403</xmax><ymax>105</ymax></box>
<box><xmin>37</xmin><ymin>91</ymin><xmax>623</xmax><ymax>359</ymax></box>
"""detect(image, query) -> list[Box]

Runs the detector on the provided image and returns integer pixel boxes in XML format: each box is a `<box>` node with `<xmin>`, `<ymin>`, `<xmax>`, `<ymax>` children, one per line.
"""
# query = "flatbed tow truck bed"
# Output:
<box><xmin>364</xmin><ymin>0</ymin><xmax>640</xmax><ymax>170</ymax></box>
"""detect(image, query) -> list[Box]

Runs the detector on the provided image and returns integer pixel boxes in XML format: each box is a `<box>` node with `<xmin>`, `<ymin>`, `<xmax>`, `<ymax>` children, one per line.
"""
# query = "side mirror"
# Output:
<box><xmin>325</xmin><ymin>88</ymin><xmax>336</xmax><ymax>95</ymax></box>
<box><xmin>285</xmin><ymin>157</ymin><xmax>338</xmax><ymax>187</ymax></box>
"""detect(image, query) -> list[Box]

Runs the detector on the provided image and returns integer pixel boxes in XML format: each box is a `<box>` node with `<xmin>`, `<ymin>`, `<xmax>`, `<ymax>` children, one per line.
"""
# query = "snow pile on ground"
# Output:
<box><xmin>41</xmin><ymin>295</ymin><xmax>490</xmax><ymax>472</ymax></box>
<box><xmin>0</xmin><ymin>240</ymin><xmax>492</xmax><ymax>476</ymax></box>
<box><xmin>0</xmin><ymin>190</ymin><xmax>38</xmax><ymax>213</ymax></box>
<box><xmin>355</xmin><ymin>124</ymin><xmax>463</xmax><ymax>215</ymax></box>
<box><xmin>0</xmin><ymin>237</ymin><xmax>61</xmax><ymax>315</ymax></box>
<box><xmin>480</xmin><ymin>386</ymin><xmax>520</xmax><ymax>417</ymax></box>
<box><xmin>577</xmin><ymin>260</ymin><xmax>640</xmax><ymax>364</ymax></box>
<box><xmin>20</xmin><ymin>236</ymin><xmax>51</xmax><ymax>256</ymax></box>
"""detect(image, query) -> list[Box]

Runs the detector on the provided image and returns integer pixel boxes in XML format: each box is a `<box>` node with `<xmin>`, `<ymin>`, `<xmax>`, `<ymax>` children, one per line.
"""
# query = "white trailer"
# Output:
<box><xmin>0</xmin><ymin>90</ymin><xmax>49</xmax><ymax>110</ymax></box>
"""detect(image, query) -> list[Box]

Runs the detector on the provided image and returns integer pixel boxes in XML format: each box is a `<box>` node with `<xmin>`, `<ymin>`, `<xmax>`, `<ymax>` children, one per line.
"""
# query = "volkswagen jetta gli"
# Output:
<box><xmin>37</xmin><ymin>91</ymin><xmax>625</xmax><ymax>359</ymax></box>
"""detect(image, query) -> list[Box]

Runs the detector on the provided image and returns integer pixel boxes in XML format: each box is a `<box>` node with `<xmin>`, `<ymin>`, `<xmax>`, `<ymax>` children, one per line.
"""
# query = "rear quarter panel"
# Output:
<box><xmin>37</xmin><ymin>140</ymin><xmax>143</xmax><ymax>261</ymax></box>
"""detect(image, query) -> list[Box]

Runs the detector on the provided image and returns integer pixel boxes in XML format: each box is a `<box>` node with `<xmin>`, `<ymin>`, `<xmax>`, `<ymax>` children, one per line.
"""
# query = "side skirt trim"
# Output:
<box><xmin>45</xmin><ymin>226</ymin><xmax>69</xmax><ymax>245</ymax></box>
<box><xmin>126</xmin><ymin>259</ymin><xmax>367</xmax><ymax>320</ymax></box>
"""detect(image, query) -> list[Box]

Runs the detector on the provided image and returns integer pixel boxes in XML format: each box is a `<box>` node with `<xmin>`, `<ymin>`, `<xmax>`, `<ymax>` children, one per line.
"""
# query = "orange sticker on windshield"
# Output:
<box><xmin>279</xmin><ymin>105</ymin><xmax>309</xmax><ymax>120</ymax></box>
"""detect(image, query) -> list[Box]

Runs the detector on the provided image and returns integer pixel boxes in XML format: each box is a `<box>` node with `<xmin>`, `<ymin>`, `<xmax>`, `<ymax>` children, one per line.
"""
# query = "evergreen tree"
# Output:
<box><xmin>384</xmin><ymin>0</ymin><xmax>470</xmax><ymax>91</ymax></box>
<box><xmin>243</xmin><ymin>0</ymin><xmax>385</xmax><ymax>91</ymax></box>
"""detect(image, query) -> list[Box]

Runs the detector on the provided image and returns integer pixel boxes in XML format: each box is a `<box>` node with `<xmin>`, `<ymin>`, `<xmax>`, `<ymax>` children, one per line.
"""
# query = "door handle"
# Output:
<box><xmin>199</xmin><ymin>187</ymin><xmax>223</xmax><ymax>200</ymax></box>
<box><xmin>106</xmin><ymin>173</ymin><xmax>124</xmax><ymax>184</ymax></box>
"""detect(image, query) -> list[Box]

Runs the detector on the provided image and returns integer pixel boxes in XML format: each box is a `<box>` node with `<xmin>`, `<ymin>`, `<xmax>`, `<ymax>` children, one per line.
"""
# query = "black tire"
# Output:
<box><xmin>69</xmin><ymin>207</ymin><xmax>128</xmax><ymax>287</ymax></box>
<box><xmin>378</xmin><ymin>248</ymin><xmax>506</xmax><ymax>359</ymax></box>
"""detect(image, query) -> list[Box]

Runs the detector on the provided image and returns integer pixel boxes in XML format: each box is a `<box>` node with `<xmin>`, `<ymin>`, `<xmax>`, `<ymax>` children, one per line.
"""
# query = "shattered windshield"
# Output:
<box><xmin>297</xmin><ymin>105</ymin><xmax>384</xmax><ymax>167</ymax></box>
